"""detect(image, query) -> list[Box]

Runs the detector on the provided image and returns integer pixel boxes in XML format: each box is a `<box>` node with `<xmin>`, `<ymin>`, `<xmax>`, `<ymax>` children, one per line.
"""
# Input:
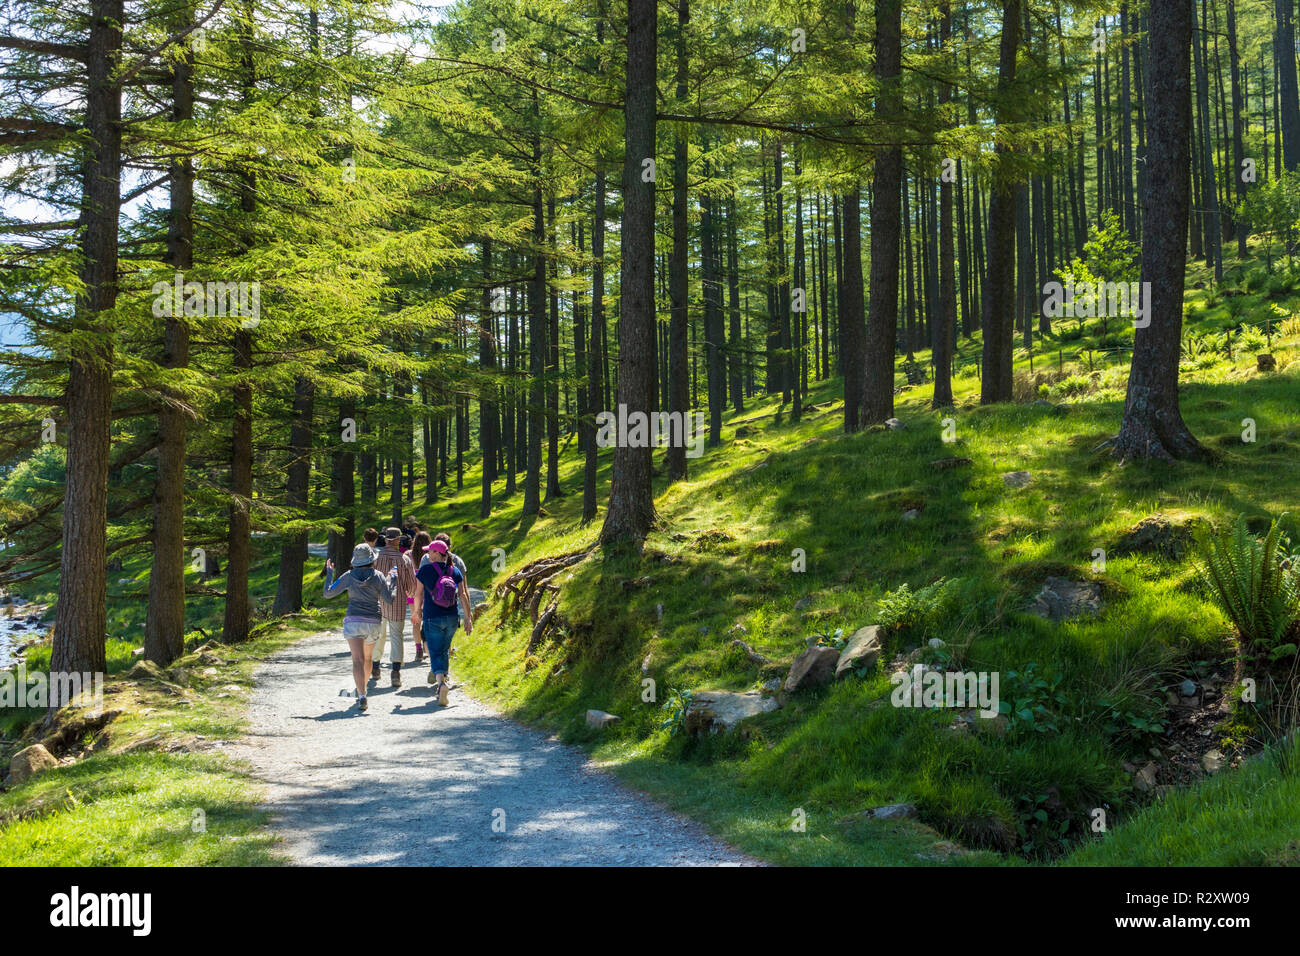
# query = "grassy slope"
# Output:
<box><xmin>3</xmin><ymin>256</ymin><xmax>1299</xmax><ymax>865</ymax></box>
<box><xmin>433</xmin><ymin>259</ymin><xmax>1300</xmax><ymax>866</ymax></box>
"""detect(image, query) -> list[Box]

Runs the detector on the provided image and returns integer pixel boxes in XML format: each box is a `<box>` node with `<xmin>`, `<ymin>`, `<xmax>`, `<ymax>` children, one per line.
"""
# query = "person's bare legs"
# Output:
<box><xmin>347</xmin><ymin>637</ymin><xmax>366</xmax><ymax>698</ymax></box>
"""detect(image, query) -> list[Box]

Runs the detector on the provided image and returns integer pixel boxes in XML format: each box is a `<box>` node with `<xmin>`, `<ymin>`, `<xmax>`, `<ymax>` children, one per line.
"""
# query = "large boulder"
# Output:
<box><xmin>1026</xmin><ymin>576</ymin><xmax>1104</xmax><ymax>622</ymax></box>
<box><xmin>836</xmin><ymin>626</ymin><xmax>883</xmax><ymax>679</ymax></box>
<box><xmin>6</xmin><ymin>743</ymin><xmax>58</xmax><ymax>786</ymax></box>
<box><xmin>1002</xmin><ymin>471</ymin><xmax>1033</xmax><ymax>489</ymax></box>
<box><xmin>586</xmin><ymin>709</ymin><xmax>620</xmax><ymax>730</ymax></box>
<box><xmin>684</xmin><ymin>690</ymin><xmax>780</xmax><ymax>735</ymax></box>
<box><xmin>784</xmin><ymin>645</ymin><xmax>840</xmax><ymax>693</ymax></box>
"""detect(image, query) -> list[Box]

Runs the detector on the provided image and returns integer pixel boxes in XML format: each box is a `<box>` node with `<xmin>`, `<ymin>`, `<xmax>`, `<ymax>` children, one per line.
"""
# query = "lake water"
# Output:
<box><xmin>0</xmin><ymin>601</ymin><xmax>46</xmax><ymax>669</ymax></box>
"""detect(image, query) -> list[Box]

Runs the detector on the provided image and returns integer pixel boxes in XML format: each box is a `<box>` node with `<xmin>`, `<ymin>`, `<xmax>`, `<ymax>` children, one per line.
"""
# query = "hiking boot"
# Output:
<box><xmin>371</xmin><ymin>662</ymin><xmax>381</xmax><ymax>681</ymax></box>
<box><xmin>414</xmin><ymin>645</ymin><xmax>425</xmax><ymax>663</ymax></box>
<box><xmin>438</xmin><ymin>681</ymin><xmax>449</xmax><ymax>707</ymax></box>
<box><xmin>427</xmin><ymin>670</ymin><xmax>437</xmax><ymax>685</ymax></box>
<box><xmin>391</xmin><ymin>668</ymin><xmax>402</xmax><ymax>688</ymax></box>
<box><xmin>358</xmin><ymin>695</ymin><xmax>368</xmax><ymax>712</ymax></box>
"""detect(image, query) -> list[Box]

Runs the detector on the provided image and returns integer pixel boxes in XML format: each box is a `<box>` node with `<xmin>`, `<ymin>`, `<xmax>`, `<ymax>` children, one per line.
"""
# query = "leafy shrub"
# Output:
<box><xmin>874</xmin><ymin>578</ymin><xmax>962</xmax><ymax>642</ymax></box>
<box><xmin>1195</xmin><ymin>514</ymin><xmax>1300</xmax><ymax>665</ymax></box>
<box><xmin>659</xmin><ymin>688</ymin><xmax>694</xmax><ymax>736</ymax></box>
<box><xmin>998</xmin><ymin>663</ymin><xmax>1068</xmax><ymax>735</ymax></box>
<box><xmin>1095</xmin><ymin>692</ymin><xmax>1168</xmax><ymax>746</ymax></box>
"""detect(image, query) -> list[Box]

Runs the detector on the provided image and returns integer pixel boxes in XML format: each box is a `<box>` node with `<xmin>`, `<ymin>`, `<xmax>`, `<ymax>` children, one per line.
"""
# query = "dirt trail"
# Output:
<box><xmin>234</xmin><ymin>630</ymin><xmax>759</xmax><ymax>866</ymax></box>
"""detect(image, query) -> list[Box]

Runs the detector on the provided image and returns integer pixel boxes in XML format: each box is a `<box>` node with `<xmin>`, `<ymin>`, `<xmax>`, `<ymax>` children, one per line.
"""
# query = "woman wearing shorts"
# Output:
<box><xmin>324</xmin><ymin>543</ymin><xmax>400</xmax><ymax>711</ymax></box>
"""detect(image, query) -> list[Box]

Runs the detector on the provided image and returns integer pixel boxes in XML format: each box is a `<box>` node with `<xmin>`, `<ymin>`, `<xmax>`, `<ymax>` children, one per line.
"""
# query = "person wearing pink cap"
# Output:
<box><xmin>414</xmin><ymin>538</ymin><xmax>473</xmax><ymax>706</ymax></box>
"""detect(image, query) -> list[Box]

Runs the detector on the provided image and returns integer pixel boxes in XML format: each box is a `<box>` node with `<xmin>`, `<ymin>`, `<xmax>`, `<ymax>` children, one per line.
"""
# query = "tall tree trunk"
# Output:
<box><xmin>667</xmin><ymin>0</ymin><xmax>690</xmax><ymax>481</ymax></box>
<box><xmin>221</xmin><ymin>21</ymin><xmax>257</xmax><ymax>645</ymax></box>
<box><xmin>145</xmin><ymin>1</ymin><xmax>194</xmax><ymax>665</ymax></box>
<box><xmin>727</xmin><ymin>191</ymin><xmax>744</xmax><ymax>412</ymax></box>
<box><xmin>1278</xmin><ymin>0</ymin><xmax>1300</xmax><ymax>169</ymax></box>
<box><xmin>584</xmin><ymin>162</ymin><xmax>606</xmax><ymax>523</ymax></box>
<box><xmin>272</xmin><ymin>376</ymin><xmax>315</xmax><ymax>615</ymax></box>
<box><xmin>545</xmin><ymin>196</ymin><xmax>562</xmax><ymax>500</ymax></box>
<box><xmin>840</xmin><ymin>189</ymin><xmax>865</xmax><ymax>431</ymax></box>
<box><xmin>861</xmin><ymin>0</ymin><xmax>903</xmax><ymax>425</ymax></box>
<box><xmin>1227</xmin><ymin>0</ymin><xmax>1249</xmax><ymax>257</ymax></box>
<box><xmin>523</xmin><ymin>116</ymin><xmax>545</xmax><ymax>517</ymax></box>
<box><xmin>703</xmin><ymin>157</ymin><xmax>724</xmax><ymax>446</ymax></box>
<box><xmin>1194</xmin><ymin>0</ymin><xmax>1223</xmax><ymax>283</ymax></box>
<box><xmin>933</xmin><ymin>1</ymin><xmax>956</xmax><ymax>408</ymax></box>
<box><xmin>480</xmin><ymin>240</ymin><xmax>497</xmax><ymax>518</ymax></box>
<box><xmin>1114</xmin><ymin>0</ymin><xmax>1206</xmax><ymax>463</ymax></box>
<box><xmin>601</xmin><ymin>0</ymin><xmax>658</xmax><ymax>548</ymax></box>
<box><xmin>53</xmin><ymin>0</ymin><xmax>123</xmax><ymax>679</ymax></box>
<box><xmin>329</xmin><ymin>400</ymin><xmax>356</xmax><ymax>573</ymax></box>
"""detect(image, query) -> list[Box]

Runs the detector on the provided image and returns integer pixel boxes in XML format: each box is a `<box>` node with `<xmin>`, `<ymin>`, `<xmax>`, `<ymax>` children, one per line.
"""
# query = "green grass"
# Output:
<box><xmin>0</xmin><ymin>611</ymin><xmax>337</xmax><ymax>865</ymax></box>
<box><xmin>1065</xmin><ymin>735</ymin><xmax>1300</xmax><ymax>866</ymax></box>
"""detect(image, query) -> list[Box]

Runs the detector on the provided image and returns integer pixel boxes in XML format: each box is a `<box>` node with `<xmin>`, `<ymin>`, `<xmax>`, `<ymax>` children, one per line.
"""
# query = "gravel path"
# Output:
<box><xmin>234</xmin><ymin>630</ymin><xmax>759</xmax><ymax>866</ymax></box>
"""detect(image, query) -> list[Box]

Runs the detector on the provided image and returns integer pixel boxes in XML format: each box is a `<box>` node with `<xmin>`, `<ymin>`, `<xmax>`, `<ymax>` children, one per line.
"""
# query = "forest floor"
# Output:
<box><xmin>231</xmin><ymin>629</ymin><xmax>758</xmax><ymax>866</ymax></box>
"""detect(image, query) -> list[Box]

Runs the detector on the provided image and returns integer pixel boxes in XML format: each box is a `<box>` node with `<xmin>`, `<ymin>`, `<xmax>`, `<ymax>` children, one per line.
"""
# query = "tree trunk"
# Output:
<box><xmin>861</xmin><ymin>0</ymin><xmax>903</xmax><ymax>426</ymax></box>
<box><xmin>933</xmin><ymin>1</ymin><xmax>956</xmax><ymax>408</ymax></box>
<box><xmin>980</xmin><ymin>0</ymin><xmax>1021</xmax><ymax>405</ymax></box>
<box><xmin>145</xmin><ymin>1</ymin><xmax>193</xmax><ymax>665</ymax></box>
<box><xmin>523</xmin><ymin>116</ymin><xmax>545</xmax><ymax>517</ymax></box>
<box><xmin>1278</xmin><ymin>0</ymin><xmax>1300</xmax><ymax>169</ymax></box>
<box><xmin>1114</xmin><ymin>0</ymin><xmax>1207</xmax><ymax>463</ymax></box>
<box><xmin>584</xmin><ymin>162</ymin><xmax>606</xmax><ymax>524</ymax></box>
<box><xmin>272</xmin><ymin>376</ymin><xmax>315</xmax><ymax>615</ymax></box>
<box><xmin>600</xmin><ymin>0</ymin><xmax>658</xmax><ymax>548</ymax></box>
<box><xmin>53</xmin><ymin>0</ymin><xmax>123</xmax><ymax>680</ymax></box>
<box><xmin>666</xmin><ymin>0</ymin><xmax>690</xmax><ymax>481</ymax></box>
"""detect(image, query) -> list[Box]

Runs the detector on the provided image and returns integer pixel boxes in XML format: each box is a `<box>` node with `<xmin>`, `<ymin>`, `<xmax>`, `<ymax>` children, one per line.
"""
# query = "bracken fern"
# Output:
<box><xmin>1195</xmin><ymin>514</ymin><xmax>1300</xmax><ymax>662</ymax></box>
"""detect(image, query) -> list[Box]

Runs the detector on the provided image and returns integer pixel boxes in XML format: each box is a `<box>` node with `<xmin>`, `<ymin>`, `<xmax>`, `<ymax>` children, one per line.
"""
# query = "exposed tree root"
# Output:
<box><xmin>496</xmin><ymin>548</ymin><xmax>593</xmax><ymax>653</ymax></box>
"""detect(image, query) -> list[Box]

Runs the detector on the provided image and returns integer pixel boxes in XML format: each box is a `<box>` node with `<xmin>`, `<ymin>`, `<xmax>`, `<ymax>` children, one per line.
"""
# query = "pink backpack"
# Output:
<box><xmin>426</xmin><ymin>562</ymin><xmax>457</xmax><ymax>608</ymax></box>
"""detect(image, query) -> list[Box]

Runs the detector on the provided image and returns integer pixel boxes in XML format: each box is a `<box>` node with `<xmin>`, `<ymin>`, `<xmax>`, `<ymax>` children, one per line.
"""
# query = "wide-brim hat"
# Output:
<box><xmin>351</xmin><ymin>543</ymin><xmax>375</xmax><ymax>567</ymax></box>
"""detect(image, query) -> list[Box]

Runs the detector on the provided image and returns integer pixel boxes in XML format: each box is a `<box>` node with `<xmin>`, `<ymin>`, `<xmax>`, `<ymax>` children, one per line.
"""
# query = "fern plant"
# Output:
<box><xmin>1195</xmin><ymin>514</ymin><xmax>1300</xmax><ymax>664</ymax></box>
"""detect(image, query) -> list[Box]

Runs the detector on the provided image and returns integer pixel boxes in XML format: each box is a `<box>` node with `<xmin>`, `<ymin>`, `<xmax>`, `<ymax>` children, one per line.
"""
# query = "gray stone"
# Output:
<box><xmin>884</xmin><ymin>418</ymin><xmax>906</xmax><ymax>430</ymax></box>
<box><xmin>586</xmin><ymin>709</ymin><xmax>620</xmax><ymax>730</ymax></box>
<box><xmin>901</xmin><ymin>509</ymin><xmax>920</xmax><ymax>520</ymax></box>
<box><xmin>1002</xmin><ymin>471</ymin><xmax>1033</xmax><ymax>489</ymax></box>
<box><xmin>1201</xmin><ymin>749</ymin><xmax>1226</xmax><ymax>774</ymax></box>
<box><xmin>1027</xmin><ymin>576</ymin><xmax>1104</xmax><ymax>622</ymax></box>
<box><xmin>1112</xmin><ymin>513</ymin><xmax>1201</xmax><ymax>561</ymax></box>
<box><xmin>1133</xmin><ymin>761</ymin><xmax>1159</xmax><ymax>792</ymax></box>
<box><xmin>867</xmin><ymin>803</ymin><xmax>918</xmax><ymax>820</ymax></box>
<box><xmin>6</xmin><ymin>743</ymin><xmax>58</xmax><ymax>786</ymax></box>
<box><xmin>1179</xmin><ymin>679</ymin><xmax>1198</xmax><ymax>698</ymax></box>
<box><xmin>835</xmin><ymin>625</ymin><xmax>882</xmax><ymax>679</ymax></box>
<box><xmin>684</xmin><ymin>690</ymin><xmax>780</xmax><ymax>735</ymax></box>
<box><xmin>784</xmin><ymin>645</ymin><xmax>840</xmax><ymax>693</ymax></box>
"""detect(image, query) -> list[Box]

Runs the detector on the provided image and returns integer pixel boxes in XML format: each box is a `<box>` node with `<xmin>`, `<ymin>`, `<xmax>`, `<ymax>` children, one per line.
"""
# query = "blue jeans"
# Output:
<box><xmin>422</xmin><ymin>614</ymin><xmax>458</xmax><ymax>674</ymax></box>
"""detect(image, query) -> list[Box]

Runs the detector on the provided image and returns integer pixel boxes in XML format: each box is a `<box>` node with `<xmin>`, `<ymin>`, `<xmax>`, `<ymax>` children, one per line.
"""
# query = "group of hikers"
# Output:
<box><xmin>322</xmin><ymin>517</ymin><xmax>474</xmax><ymax>712</ymax></box>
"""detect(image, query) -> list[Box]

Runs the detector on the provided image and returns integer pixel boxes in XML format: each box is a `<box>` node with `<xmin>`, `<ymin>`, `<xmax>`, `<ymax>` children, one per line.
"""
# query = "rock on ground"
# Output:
<box><xmin>836</xmin><ymin>626</ymin><xmax>882</xmax><ymax>679</ymax></box>
<box><xmin>6</xmin><ymin>743</ymin><xmax>58</xmax><ymax>786</ymax></box>
<box><xmin>1026</xmin><ymin>576</ymin><xmax>1104</xmax><ymax>622</ymax></box>
<box><xmin>685</xmin><ymin>690</ymin><xmax>780</xmax><ymax>735</ymax></box>
<box><xmin>785</xmin><ymin>645</ymin><xmax>840</xmax><ymax>693</ymax></box>
<box><xmin>232</xmin><ymin>631</ymin><xmax>758</xmax><ymax>866</ymax></box>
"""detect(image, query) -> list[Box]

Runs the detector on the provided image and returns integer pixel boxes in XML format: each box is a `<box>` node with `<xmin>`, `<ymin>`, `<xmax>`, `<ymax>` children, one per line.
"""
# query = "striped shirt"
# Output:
<box><xmin>372</xmin><ymin>544</ymin><xmax>417</xmax><ymax>622</ymax></box>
